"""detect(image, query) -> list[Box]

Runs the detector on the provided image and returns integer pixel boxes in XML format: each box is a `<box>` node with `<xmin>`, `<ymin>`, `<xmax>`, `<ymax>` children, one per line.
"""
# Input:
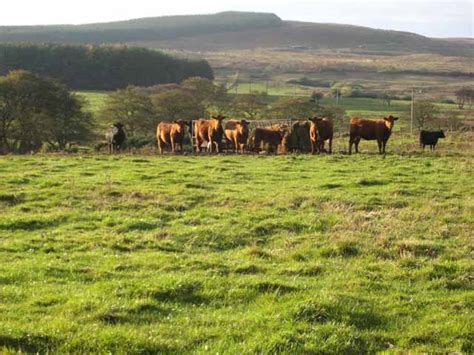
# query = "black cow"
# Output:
<box><xmin>419</xmin><ymin>130</ymin><xmax>445</xmax><ymax>150</ymax></box>
<box><xmin>106</xmin><ymin>123</ymin><xmax>126</xmax><ymax>153</ymax></box>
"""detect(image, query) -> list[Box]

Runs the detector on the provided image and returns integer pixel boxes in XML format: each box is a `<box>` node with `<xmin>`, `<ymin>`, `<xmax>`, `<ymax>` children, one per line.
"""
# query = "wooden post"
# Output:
<box><xmin>410</xmin><ymin>87</ymin><xmax>415</xmax><ymax>134</ymax></box>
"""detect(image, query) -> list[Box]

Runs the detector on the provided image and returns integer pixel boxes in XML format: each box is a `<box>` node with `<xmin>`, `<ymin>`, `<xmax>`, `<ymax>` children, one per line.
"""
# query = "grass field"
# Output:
<box><xmin>76</xmin><ymin>89</ymin><xmax>462</xmax><ymax>123</ymax></box>
<box><xmin>0</xmin><ymin>141</ymin><xmax>473</xmax><ymax>352</ymax></box>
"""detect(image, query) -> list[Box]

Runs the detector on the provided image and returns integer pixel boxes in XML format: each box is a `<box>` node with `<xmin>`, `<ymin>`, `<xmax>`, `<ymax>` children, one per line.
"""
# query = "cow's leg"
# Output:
<box><xmin>349</xmin><ymin>136</ymin><xmax>354</xmax><ymax>154</ymax></box>
<box><xmin>180</xmin><ymin>141</ymin><xmax>183</xmax><ymax>154</ymax></box>
<box><xmin>328</xmin><ymin>138</ymin><xmax>332</xmax><ymax>154</ymax></box>
<box><xmin>382</xmin><ymin>140</ymin><xmax>387</xmax><ymax>154</ymax></box>
<box><xmin>320</xmin><ymin>140</ymin><xmax>325</xmax><ymax>154</ymax></box>
<box><xmin>170</xmin><ymin>138</ymin><xmax>175</xmax><ymax>154</ymax></box>
<box><xmin>195</xmin><ymin>137</ymin><xmax>202</xmax><ymax>153</ymax></box>
<box><xmin>354</xmin><ymin>137</ymin><xmax>360</xmax><ymax>154</ymax></box>
<box><xmin>377</xmin><ymin>140</ymin><xmax>382</xmax><ymax>154</ymax></box>
<box><xmin>310</xmin><ymin>140</ymin><xmax>316</xmax><ymax>154</ymax></box>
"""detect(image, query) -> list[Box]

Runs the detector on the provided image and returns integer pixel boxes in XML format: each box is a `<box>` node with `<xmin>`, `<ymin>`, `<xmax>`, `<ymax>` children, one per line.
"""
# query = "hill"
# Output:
<box><xmin>0</xmin><ymin>12</ymin><xmax>471</xmax><ymax>57</ymax></box>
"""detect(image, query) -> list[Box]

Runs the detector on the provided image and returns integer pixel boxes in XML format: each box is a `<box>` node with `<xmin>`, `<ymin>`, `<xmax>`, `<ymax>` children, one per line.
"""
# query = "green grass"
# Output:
<box><xmin>0</xmin><ymin>142</ymin><xmax>472</xmax><ymax>352</ymax></box>
<box><xmin>76</xmin><ymin>91</ymin><xmax>109</xmax><ymax>115</ymax></box>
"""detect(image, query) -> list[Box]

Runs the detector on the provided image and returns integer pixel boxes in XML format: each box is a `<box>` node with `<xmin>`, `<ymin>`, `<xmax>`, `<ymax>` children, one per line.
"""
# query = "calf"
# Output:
<box><xmin>156</xmin><ymin>120</ymin><xmax>186</xmax><ymax>154</ymax></box>
<box><xmin>308</xmin><ymin>117</ymin><xmax>333</xmax><ymax>154</ymax></box>
<box><xmin>253</xmin><ymin>127</ymin><xmax>287</xmax><ymax>154</ymax></box>
<box><xmin>419</xmin><ymin>130</ymin><xmax>445</xmax><ymax>150</ymax></box>
<box><xmin>349</xmin><ymin>115</ymin><xmax>398</xmax><ymax>154</ymax></box>
<box><xmin>105</xmin><ymin>123</ymin><xmax>126</xmax><ymax>154</ymax></box>
<box><xmin>194</xmin><ymin>116</ymin><xmax>225</xmax><ymax>153</ymax></box>
<box><xmin>224</xmin><ymin>119</ymin><xmax>250</xmax><ymax>153</ymax></box>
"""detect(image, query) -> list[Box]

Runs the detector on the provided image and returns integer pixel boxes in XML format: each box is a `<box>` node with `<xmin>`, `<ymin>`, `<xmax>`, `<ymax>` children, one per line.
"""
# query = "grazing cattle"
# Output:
<box><xmin>282</xmin><ymin>121</ymin><xmax>312</xmax><ymax>153</ymax></box>
<box><xmin>105</xmin><ymin>123</ymin><xmax>126</xmax><ymax>154</ymax></box>
<box><xmin>224</xmin><ymin>119</ymin><xmax>250</xmax><ymax>153</ymax></box>
<box><xmin>194</xmin><ymin>116</ymin><xmax>225</xmax><ymax>153</ymax></box>
<box><xmin>308</xmin><ymin>117</ymin><xmax>333</xmax><ymax>154</ymax></box>
<box><xmin>253</xmin><ymin>127</ymin><xmax>287</xmax><ymax>154</ymax></box>
<box><xmin>156</xmin><ymin>120</ymin><xmax>186</xmax><ymax>154</ymax></box>
<box><xmin>349</xmin><ymin>115</ymin><xmax>398</xmax><ymax>154</ymax></box>
<box><xmin>419</xmin><ymin>130</ymin><xmax>445</xmax><ymax>150</ymax></box>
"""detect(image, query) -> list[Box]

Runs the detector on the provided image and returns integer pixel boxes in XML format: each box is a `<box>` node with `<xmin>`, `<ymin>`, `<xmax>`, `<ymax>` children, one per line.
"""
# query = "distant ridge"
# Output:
<box><xmin>0</xmin><ymin>11</ymin><xmax>471</xmax><ymax>56</ymax></box>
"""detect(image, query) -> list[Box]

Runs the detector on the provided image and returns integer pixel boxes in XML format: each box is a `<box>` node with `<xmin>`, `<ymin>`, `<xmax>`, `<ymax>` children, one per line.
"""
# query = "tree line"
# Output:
<box><xmin>0</xmin><ymin>43</ymin><xmax>214</xmax><ymax>90</ymax></box>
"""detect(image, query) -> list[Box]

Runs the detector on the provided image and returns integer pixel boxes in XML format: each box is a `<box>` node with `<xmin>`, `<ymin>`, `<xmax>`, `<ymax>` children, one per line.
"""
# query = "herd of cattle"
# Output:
<box><xmin>106</xmin><ymin>115</ymin><xmax>446</xmax><ymax>154</ymax></box>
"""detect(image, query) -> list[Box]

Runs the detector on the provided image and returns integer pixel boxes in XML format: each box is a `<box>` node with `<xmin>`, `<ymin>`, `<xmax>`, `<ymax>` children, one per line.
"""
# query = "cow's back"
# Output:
<box><xmin>350</xmin><ymin>118</ymin><xmax>378</xmax><ymax>140</ymax></box>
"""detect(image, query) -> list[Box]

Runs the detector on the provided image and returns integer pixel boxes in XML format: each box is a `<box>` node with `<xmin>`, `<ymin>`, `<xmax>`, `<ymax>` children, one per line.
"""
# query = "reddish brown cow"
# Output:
<box><xmin>224</xmin><ymin>120</ymin><xmax>250</xmax><ymax>153</ymax></box>
<box><xmin>349</xmin><ymin>115</ymin><xmax>398</xmax><ymax>154</ymax></box>
<box><xmin>156</xmin><ymin>120</ymin><xmax>186</xmax><ymax>154</ymax></box>
<box><xmin>253</xmin><ymin>127</ymin><xmax>287</xmax><ymax>154</ymax></box>
<box><xmin>308</xmin><ymin>117</ymin><xmax>333</xmax><ymax>154</ymax></box>
<box><xmin>194</xmin><ymin>115</ymin><xmax>225</xmax><ymax>153</ymax></box>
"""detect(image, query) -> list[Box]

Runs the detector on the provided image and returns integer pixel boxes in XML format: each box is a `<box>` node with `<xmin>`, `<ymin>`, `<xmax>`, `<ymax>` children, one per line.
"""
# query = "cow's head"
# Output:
<box><xmin>438</xmin><ymin>130</ymin><xmax>446</xmax><ymax>138</ymax></box>
<box><xmin>308</xmin><ymin>116</ymin><xmax>322</xmax><ymax>124</ymax></box>
<box><xmin>383</xmin><ymin>115</ymin><xmax>398</xmax><ymax>130</ymax></box>
<box><xmin>237</xmin><ymin>119</ymin><xmax>250</xmax><ymax>134</ymax></box>
<box><xmin>211</xmin><ymin>115</ymin><xmax>226</xmax><ymax>129</ymax></box>
<box><xmin>173</xmin><ymin>119</ymin><xmax>185</xmax><ymax>133</ymax></box>
<box><xmin>114</xmin><ymin>122</ymin><xmax>124</xmax><ymax>130</ymax></box>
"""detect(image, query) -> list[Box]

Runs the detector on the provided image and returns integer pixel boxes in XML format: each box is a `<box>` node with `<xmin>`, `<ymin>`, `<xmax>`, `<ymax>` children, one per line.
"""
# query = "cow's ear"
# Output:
<box><xmin>211</xmin><ymin>116</ymin><xmax>217</xmax><ymax>119</ymax></box>
<box><xmin>393</xmin><ymin>117</ymin><xmax>399</xmax><ymax>121</ymax></box>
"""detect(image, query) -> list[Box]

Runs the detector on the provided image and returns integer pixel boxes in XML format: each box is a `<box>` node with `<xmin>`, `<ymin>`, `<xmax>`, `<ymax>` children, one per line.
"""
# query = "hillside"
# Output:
<box><xmin>0</xmin><ymin>12</ymin><xmax>471</xmax><ymax>57</ymax></box>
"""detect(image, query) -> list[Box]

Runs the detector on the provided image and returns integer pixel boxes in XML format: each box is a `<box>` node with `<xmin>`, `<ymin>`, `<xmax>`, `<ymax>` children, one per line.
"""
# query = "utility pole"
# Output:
<box><xmin>410</xmin><ymin>87</ymin><xmax>415</xmax><ymax>134</ymax></box>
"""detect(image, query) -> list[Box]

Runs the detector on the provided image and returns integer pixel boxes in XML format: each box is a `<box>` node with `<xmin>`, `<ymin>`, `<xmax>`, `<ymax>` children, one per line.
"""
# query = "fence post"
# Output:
<box><xmin>410</xmin><ymin>87</ymin><xmax>415</xmax><ymax>134</ymax></box>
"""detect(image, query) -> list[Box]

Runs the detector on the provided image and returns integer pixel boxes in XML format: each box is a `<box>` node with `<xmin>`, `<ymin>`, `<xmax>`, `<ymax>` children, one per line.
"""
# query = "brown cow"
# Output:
<box><xmin>253</xmin><ymin>127</ymin><xmax>287</xmax><ymax>154</ymax></box>
<box><xmin>194</xmin><ymin>115</ymin><xmax>225</xmax><ymax>153</ymax></box>
<box><xmin>349</xmin><ymin>115</ymin><xmax>398</xmax><ymax>154</ymax></box>
<box><xmin>224</xmin><ymin>120</ymin><xmax>250</xmax><ymax>153</ymax></box>
<box><xmin>308</xmin><ymin>117</ymin><xmax>333</xmax><ymax>154</ymax></box>
<box><xmin>156</xmin><ymin>120</ymin><xmax>186</xmax><ymax>154</ymax></box>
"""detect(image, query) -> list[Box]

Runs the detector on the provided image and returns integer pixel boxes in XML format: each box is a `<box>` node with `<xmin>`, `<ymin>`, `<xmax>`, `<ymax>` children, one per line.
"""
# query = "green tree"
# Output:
<box><xmin>181</xmin><ymin>77</ymin><xmax>231</xmax><ymax>116</ymax></box>
<box><xmin>151</xmin><ymin>89</ymin><xmax>205</xmax><ymax>121</ymax></box>
<box><xmin>231</xmin><ymin>92</ymin><xmax>267</xmax><ymax>119</ymax></box>
<box><xmin>101</xmin><ymin>86</ymin><xmax>156</xmax><ymax>137</ymax></box>
<box><xmin>269</xmin><ymin>97</ymin><xmax>315</xmax><ymax>120</ymax></box>
<box><xmin>0</xmin><ymin>70</ymin><xmax>94</xmax><ymax>153</ymax></box>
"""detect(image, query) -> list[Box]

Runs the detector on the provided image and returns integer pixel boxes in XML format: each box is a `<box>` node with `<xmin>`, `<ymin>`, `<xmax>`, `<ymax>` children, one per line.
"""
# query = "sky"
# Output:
<box><xmin>1</xmin><ymin>0</ymin><xmax>472</xmax><ymax>38</ymax></box>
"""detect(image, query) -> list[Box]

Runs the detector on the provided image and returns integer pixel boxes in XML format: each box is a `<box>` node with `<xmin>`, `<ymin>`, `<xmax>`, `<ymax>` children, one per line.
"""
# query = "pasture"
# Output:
<box><xmin>0</xmin><ymin>143</ymin><xmax>472</xmax><ymax>352</ymax></box>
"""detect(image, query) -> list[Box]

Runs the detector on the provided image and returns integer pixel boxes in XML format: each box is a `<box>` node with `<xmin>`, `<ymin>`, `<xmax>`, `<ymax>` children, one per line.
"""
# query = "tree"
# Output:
<box><xmin>412</xmin><ymin>100</ymin><xmax>439</xmax><ymax>129</ymax></box>
<box><xmin>230</xmin><ymin>92</ymin><xmax>267</xmax><ymax>119</ymax></box>
<box><xmin>455</xmin><ymin>87</ymin><xmax>474</xmax><ymax>109</ymax></box>
<box><xmin>0</xmin><ymin>70</ymin><xmax>94</xmax><ymax>153</ymax></box>
<box><xmin>101</xmin><ymin>86</ymin><xmax>156</xmax><ymax>137</ymax></box>
<box><xmin>269</xmin><ymin>97</ymin><xmax>315</xmax><ymax>120</ymax></box>
<box><xmin>181</xmin><ymin>77</ymin><xmax>230</xmax><ymax>115</ymax></box>
<box><xmin>310</xmin><ymin>91</ymin><xmax>324</xmax><ymax>105</ymax></box>
<box><xmin>380</xmin><ymin>93</ymin><xmax>392</xmax><ymax>107</ymax></box>
<box><xmin>151</xmin><ymin>89</ymin><xmax>205</xmax><ymax>121</ymax></box>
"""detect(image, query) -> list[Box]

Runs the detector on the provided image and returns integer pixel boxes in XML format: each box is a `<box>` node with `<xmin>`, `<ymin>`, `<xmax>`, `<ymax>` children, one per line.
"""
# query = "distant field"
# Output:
<box><xmin>76</xmin><ymin>89</ymin><xmax>461</xmax><ymax>124</ymax></box>
<box><xmin>0</xmin><ymin>148</ymin><xmax>472</xmax><ymax>352</ymax></box>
